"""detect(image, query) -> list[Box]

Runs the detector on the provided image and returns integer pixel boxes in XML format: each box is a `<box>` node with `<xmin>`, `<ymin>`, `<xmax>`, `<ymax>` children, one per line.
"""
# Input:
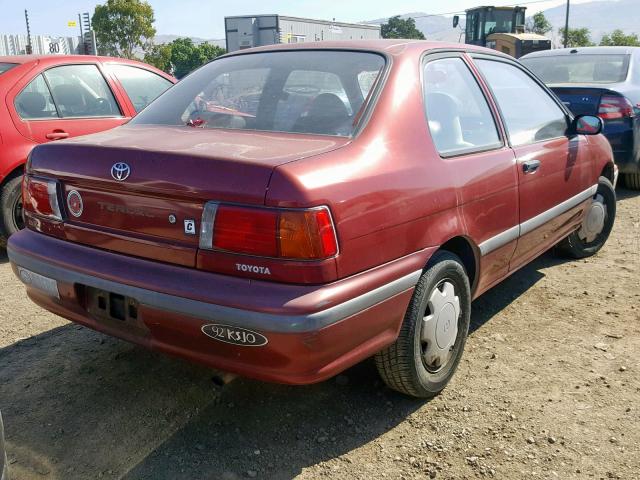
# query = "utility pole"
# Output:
<box><xmin>563</xmin><ymin>0</ymin><xmax>570</xmax><ymax>48</ymax></box>
<box><xmin>78</xmin><ymin>13</ymin><xmax>84</xmax><ymax>38</ymax></box>
<box><xmin>24</xmin><ymin>9</ymin><xmax>32</xmax><ymax>54</ymax></box>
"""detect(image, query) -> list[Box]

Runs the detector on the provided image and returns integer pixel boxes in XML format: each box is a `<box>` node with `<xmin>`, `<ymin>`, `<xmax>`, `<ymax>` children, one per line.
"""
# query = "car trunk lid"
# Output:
<box><xmin>27</xmin><ymin>125</ymin><xmax>349</xmax><ymax>267</ymax></box>
<box><xmin>549</xmin><ymin>86</ymin><xmax>609</xmax><ymax>116</ymax></box>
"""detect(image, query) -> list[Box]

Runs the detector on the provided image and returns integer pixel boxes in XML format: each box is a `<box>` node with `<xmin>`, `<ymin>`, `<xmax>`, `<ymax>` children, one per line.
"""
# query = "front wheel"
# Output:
<box><xmin>0</xmin><ymin>175</ymin><xmax>25</xmax><ymax>248</ymax></box>
<box><xmin>375</xmin><ymin>251</ymin><xmax>471</xmax><ymax>398</ymax></box>
<box><xmin>556</xmin><ymin>176</ymin><xmax>616</xmax><ymax>259</ymax></box>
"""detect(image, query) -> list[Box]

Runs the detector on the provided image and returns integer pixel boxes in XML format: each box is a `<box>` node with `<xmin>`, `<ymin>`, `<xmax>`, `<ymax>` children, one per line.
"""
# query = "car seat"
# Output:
<box><xmin>292</xmin><ymin>93</ymin><xmax>351</xmax><ymax>135</ymax></box>
<box><xmin>17</xmin><ymin>92</ymin><xmax>47</xmax><ymax>118</ymax></box>
<box><xmin>425</xmin><ymin>92</ymin><xmax>474</xmax><ymax>153</ymax></box>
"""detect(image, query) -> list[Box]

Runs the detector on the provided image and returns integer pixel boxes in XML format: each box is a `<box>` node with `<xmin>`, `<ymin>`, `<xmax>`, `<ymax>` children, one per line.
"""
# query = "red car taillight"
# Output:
<box><xmin>22</xmin><ymin>176</ymin><xmax>62</xmax><ymax>221</ymax></box>
<box><xmin>598</xmin><ymin>95</ymin><xmax>634</xmax><ymax>120</ymax></box>
<box><xmin>199</xmin><ymin>203</ymin><xmax>338</xmax><ymax>260</ymax></box>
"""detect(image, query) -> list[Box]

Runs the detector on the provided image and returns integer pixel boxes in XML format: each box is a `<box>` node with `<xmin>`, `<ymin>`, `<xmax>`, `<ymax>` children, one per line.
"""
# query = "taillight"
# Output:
<box><xmin>199</xmin><ymin>203</ymin><xmax>338</xmax><ymax>260</ymax></box>
<box><xmin>598</xmin><ymin>95</ymin><xmax>634</xmax><ymax>120</ymax></box>
<box><xmin>22</xmin><ymin>176</ymin><xmax>62</xmax><ymax>221</ymax></box>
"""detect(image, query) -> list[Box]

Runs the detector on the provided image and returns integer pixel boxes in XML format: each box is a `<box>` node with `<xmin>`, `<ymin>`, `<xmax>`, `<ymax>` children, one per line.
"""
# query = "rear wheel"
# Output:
<box><xmin>375</xmin><ymin>251</ymin><xmax>471</xmax><ymax>398</ymax></box>
<box><xmin>556</xmin><ymin>176</ymin><xmax>616</xmax><ymax>259</ymax></box>
<box><xmin>623</xmin><ymin>172</ymin><xmax>640</xmax><ymax>190</ymax></box>
<box><xmin>0</xmin><ymin>175</ymin><xmax>25</xmax><ymax>248</ymax></box>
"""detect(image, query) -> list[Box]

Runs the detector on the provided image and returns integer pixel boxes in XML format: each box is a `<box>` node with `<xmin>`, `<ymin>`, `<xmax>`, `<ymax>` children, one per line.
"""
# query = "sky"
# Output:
<box><xmin>0</xmin><ymin>0</ymin><xmax>601</xmax><ymax>39</ymax></box>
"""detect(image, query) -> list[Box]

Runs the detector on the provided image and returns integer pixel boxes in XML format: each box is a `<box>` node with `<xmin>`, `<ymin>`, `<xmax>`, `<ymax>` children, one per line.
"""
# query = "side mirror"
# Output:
<box><xmin>453</xmin><ymin>15</ymin><xmax>459</xmax><ymax>28</ymax></box>
<box><xmin>572</xmin><ymin>114</ymin><xmax>602</xmax><ymax>135</ymax></box>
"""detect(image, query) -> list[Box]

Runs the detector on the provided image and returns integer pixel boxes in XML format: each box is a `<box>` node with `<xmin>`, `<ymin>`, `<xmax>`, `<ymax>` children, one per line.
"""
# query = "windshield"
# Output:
<box><xmin>130</xmin><ymin>50</ymin><xmax>386</xmax><ymax>137</ymax></box>
<box><xmin>0</xmin><ymin>63</ymin><xmax>18</xmax><ymax>75</ymax></box>
<box><xmin>522</xmin><ymin>54</ymin><xmax>630</xmax><ymax>84</ymax></box>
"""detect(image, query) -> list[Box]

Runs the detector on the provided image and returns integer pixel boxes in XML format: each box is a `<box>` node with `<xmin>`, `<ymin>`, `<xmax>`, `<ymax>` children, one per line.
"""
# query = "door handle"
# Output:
<box><xmin>522</xmin><ymin>159</ymin><xmax>541</xmax><ymax>174</ymax></box>
<box><xmin>45</xmin><ymin>131</ymin><xmax>69</xmax><ymax>140</ymax></box>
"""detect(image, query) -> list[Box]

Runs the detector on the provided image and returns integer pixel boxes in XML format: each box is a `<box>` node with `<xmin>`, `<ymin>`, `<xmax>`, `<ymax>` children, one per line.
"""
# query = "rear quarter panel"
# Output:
<box><xmin>267</xmin><ymin>48</ymin><xmax>519</xmax><ymax>289</ymax></box>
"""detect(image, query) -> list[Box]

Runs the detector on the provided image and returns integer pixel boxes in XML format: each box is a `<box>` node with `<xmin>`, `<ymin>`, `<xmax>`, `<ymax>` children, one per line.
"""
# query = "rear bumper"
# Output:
<box><xmin>8</xmin><ymin>229</ymin><xmax>428</xmax><ymax>384</ymax></box>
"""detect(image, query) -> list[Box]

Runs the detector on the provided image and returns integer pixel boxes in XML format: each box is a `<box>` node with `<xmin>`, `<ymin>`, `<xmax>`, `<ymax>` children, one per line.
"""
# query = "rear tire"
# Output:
<box><xmin>0</xmin><ymin>175</ymin><xmax>24</xmax><ymax>248</ymax></box>
<box><xmin>623</xmin><ymin>172</ymin><xmax>640</xmax><ymax>190</ymax></box>
<box><xmin>375</xmin><ymin>251</ymin><xmax>471</xmax><ymax>398</ymax></box>
<box><xmin>556</xmin><ymin>176</ymin><xmax>616</xmax><ymax>259</ymax></box>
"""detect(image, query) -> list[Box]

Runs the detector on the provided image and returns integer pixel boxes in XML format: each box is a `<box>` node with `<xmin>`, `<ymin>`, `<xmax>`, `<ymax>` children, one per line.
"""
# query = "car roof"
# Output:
<box><xmin>224</xmin><ymin>39</ymin><xmax>506</xmax><ymax>58</ymax></box>
<box><xmin>0</xmin><ymin>54</ymin><xmax>176</xmax><ymax>81</ymax></box>
<box><xmin>521</xmin><ymin>46</ymin><xmax>640</xmax><ymax>59</ymax></box>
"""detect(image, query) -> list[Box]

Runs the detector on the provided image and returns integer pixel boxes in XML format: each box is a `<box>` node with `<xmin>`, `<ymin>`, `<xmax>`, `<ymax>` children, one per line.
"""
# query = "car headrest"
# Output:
<box><xmin>53</xmin><ymin>84</ymin><xmax>85</xmax><ymax>107</ymax></box>
<box><xmin>307</xmin><ymin>93</ymin><xmax>349</xmax><ymax>119</ymax></box>
<box><xmin>18</xmin><ymin>91</ymin><xmax>46</xmax><ymax>118</ymax></box>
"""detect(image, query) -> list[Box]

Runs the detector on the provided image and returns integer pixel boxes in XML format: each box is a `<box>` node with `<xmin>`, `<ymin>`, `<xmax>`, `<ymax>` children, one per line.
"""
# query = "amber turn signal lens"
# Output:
<box><xmin>279</xmin><ymin>209</ymin><xmax>338</xmax><ymax>260</ymax></box>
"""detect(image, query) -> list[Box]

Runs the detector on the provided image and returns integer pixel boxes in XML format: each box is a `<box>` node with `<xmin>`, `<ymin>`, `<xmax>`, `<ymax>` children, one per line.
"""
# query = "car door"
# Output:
<box><xmin>422</xmin><ymin>53</ymin><xmax>519</xmax><ymax>295</ymax></box>
<box><xmin>473</xmin><ymin>56</ymin><xmax>594</xmax><ymax>271</ymax></box>
<box><xmin>9</xmin><ymin>63</ymin><xmax>130</xmax><ymax>144</ymax></box>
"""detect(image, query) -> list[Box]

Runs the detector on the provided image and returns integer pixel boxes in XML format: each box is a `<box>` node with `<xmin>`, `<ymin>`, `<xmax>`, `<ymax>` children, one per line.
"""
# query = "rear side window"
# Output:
<box><xmin>0</xmin><ymin>63</ymin><xmax>18</xmax><ymax>75</ymax></box>
<box><xmin>15</xmin><ymin>74</ymin><xmax>58</xmax><ymax>119</ymax></box>
<box><xmin>423</xmin><ymin>57</ymin><xmax>501</xmax><ymax>155</ymax></box>
<box><xmin>131</xmin><ymin>51</ymin><xmax>386</xmax><ymax>137</ymax></box>
<box><xmin>476</xmin><ymin>59</ymin><xmax>567</xmax><ymax>146</ymax></box>
<box><xmin>109</xmin><ymin>64</ymin><xmax>173</xmax><ymax>112</ymax></box>
<box><xmin>43</xmin><ymin>64</ymin><xmax>120</xmax><ymax>118</ymax></box>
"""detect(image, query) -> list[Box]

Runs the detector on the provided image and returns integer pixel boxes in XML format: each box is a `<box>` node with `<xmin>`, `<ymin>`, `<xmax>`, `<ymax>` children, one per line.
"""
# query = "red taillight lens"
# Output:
<box><xmin>213</xmin><ymin>205</ymin><xmax>278</xmax><ymax>257</ymax></box>
<box><xmin>22</xmin><ymin>176</ymin><xmax>62</xmax><ymax>220</ymax></box>
<box><xmin>200</xmin><ymin>203</ymin><xmax>338</xmax><ymax>260</ymax></box>
<box><xmin>598</xmin><ymin>95</ymin><xmax>634</xmax><ymax>120</ymax></box>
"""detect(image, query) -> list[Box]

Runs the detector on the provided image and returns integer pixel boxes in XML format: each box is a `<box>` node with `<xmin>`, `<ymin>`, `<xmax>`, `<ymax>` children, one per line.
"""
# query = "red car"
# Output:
<box><xmin>0</xmin><ymin>55</ymin><xmax>175</xmax><ymax>244</ymax></box>
<box><xmin>8</xmin><ymin>41</ymin><xmax>617</xmax><ymax>398</ymax></box>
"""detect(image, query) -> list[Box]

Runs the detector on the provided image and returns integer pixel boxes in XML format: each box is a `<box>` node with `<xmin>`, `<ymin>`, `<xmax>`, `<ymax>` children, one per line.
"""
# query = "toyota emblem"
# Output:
<box><xmin>111</xmin><ymin>162</ymin><xmax>131</xmax><ymax>181</ymax></box>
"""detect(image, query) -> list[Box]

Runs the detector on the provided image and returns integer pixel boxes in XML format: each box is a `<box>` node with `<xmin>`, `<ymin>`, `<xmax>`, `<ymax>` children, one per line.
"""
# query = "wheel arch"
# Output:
<box><xmin>430</xmin><ymin>236</ymin><xmax>480</xmax><ymax>295</ymax></box>
<box><xmin>600</xmin><ymin>161</ymin><xmax>615</xmax><ymax>185</ymax></box>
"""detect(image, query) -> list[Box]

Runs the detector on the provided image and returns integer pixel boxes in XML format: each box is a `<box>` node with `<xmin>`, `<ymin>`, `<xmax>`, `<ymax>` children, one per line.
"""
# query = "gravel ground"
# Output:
<box><xmin>0</xmin><ymin>188</ymin><xmax>638</xmax><ymax>480</ymax></box>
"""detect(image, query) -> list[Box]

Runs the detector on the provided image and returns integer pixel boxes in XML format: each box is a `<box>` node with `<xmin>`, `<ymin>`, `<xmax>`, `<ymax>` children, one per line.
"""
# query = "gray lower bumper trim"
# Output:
<box><xmin>8</xmin><ymin>248</ymin><xmax>420</xmax><ymax>333</ymax></box>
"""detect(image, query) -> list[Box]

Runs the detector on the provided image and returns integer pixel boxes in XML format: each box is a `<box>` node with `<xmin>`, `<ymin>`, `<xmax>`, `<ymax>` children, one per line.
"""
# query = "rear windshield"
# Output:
<box><xmin>522</xmin><ymin>54</ymin><xmax>630</xmax><ymax>84</ymax></box>
<box><xmin>130</xmin><ymin>50</ymin><xmax>386</xmax><ymax>137</ymax></box>
<box><xmin>0</xmin><ymin>63</ymin><xmax>18</xmax><ymax>75</ymax></box>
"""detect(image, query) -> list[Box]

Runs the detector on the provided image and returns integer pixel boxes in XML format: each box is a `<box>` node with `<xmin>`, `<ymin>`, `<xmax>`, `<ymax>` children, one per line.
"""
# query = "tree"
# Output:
<box><xmin>381</xmin><ymin>16</ymin><xmax>425</xmax><ymax>40</ymax></box>
<box><xmin>143</xmin><ymin>42</ymin><xmax>172</xmax><ymax>72</ymax></box>
<box><xmin>169</xmin><ymin>38</ymin><xmax>225</xmax><ymax>78</ymax></box>
<box><xmin>526</xmin><ymin>12</ymin><xmax>552</xmax><ymax>35</ymax></box>
<box><xmin>600</xmin><ymin>29</ymin><xmax>640</xmax><ymax>46</ymax></box>
<box><xmin>92</xmin><ymin>0</ymin><xmax>156</xmax><ymax>58</ymax></box>
<box><xmin>144</xmin><ymin>38</ymin><xmax>225</xmax><ymax>77</ymax></box>
<box><xmin>559</xmin><ymin>27</ymin><xmax>594</xmax><ymax>47</ymax></box>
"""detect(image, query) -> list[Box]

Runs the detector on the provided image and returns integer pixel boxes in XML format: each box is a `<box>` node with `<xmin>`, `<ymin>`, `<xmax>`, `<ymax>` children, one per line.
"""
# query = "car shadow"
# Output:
<box><xmin>469</xmin><ymin>250</ymin><xmax>568</xmax><ymax>333</ymax></box>
<box><xmin>616</xmin><ymin>186</ymin><xmax>638</xmax><ymax>200</ymax></box>
<box><xmin>0</xmin><ymin>250</ymin><xmax>566</xmax><ymax>480</ymax></box>
<box><xmin>0</xmin><ymin>249</ymin><xmax>8</xmax><ymax>265</ymax></box>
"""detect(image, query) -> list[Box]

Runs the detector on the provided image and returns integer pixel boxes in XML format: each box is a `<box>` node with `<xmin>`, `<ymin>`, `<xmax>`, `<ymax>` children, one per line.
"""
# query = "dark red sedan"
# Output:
<box><xmin>0</xmin><ymin>55</ymin><xmax>175</xmax><ymax>244</ymax></box>
<box><xmin>8</xmin><ymin>41</ymin><xmax>616</xmax><ymax>398</ymax></box>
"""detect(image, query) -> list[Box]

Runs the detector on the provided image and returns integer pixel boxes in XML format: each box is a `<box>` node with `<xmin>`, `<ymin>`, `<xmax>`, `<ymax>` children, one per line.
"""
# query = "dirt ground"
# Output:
<box><xmin>0</xmin><ymin>189</ymin><xmax>638</xmax><ymax>480</ymax></box>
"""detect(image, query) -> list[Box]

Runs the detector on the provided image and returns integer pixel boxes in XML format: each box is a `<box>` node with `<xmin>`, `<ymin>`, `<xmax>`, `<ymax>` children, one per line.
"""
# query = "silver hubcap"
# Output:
<box><xmin>421</xmin><ymin>281</ymin><xmax>460</xmax><ymax>371</ymax></box>
<box><xmin>578</xmin><ymin>193</ymin><xmax>606</xmax><ymax>243</ymax></box>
